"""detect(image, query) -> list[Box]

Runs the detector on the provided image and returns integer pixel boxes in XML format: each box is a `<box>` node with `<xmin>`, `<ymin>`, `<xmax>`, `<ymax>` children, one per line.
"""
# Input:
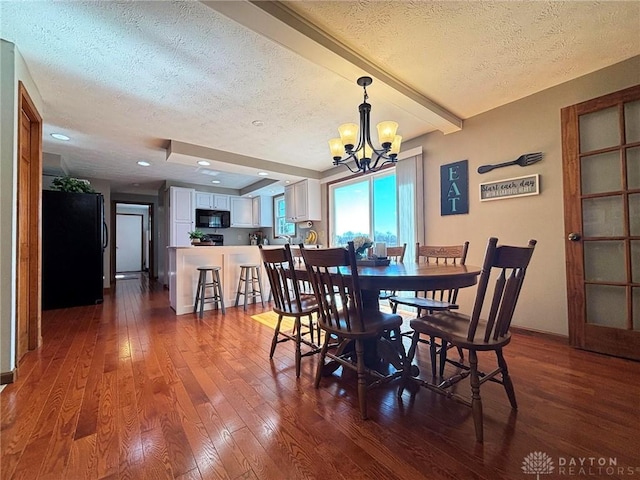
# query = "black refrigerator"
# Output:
<box><xmin>42</xmin><ymin>190</ymin><xmax>108</xmax><ymax>310</ymax></box>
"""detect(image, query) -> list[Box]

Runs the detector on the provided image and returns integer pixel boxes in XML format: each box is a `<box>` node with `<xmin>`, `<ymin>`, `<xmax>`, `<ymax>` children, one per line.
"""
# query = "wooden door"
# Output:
<box><xmin>562</xmin><ymin>84</ymin><xmax>640</xmax><ymax>361</ymax></box>
<box><xmin>17</xmin><ymin>82</ymin><xmax>43</xmax><ymax>362</ymax></box>
<box><xmin>116</xmin><ymin>214</ymin><xmax>143</xmax><ymax>272</ymax></box>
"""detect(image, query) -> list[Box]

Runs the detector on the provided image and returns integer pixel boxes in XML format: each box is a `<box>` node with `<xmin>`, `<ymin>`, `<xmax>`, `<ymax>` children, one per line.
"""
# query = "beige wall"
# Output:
<box><xmin>401</xmin><ymin>56</ymin><xmax>640</xmax><ymax>335</ymax></box>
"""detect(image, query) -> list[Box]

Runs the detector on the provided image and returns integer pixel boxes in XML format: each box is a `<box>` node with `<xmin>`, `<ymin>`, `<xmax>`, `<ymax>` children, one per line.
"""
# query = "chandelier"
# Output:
<box><xmin>328</xmin><ymin>76</ymin><xmax>402</xmax><ymax>174</ymax></box>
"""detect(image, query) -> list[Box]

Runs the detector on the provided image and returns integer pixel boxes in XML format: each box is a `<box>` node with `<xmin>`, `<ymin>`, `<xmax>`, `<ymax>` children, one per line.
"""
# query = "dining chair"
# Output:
<box><xmin>300</xmin><ymin>242</ymin><xmax>407</xmax><ymax>420</ymax></box>
<box><xmin>389</xmin><ymin>242</ymin><xmax>469</xmax><ymax>377</ymax></box>
<box><xmin>259</xmin><ymin>244</ymin><xmax>320</xmax><ymax>378</ymax></box>
<box><xmin>399</xmin><ymin>237</ymin><xmax>537</xmax><ymax>442</ymax></box>
<box><xmin>378</xmin><ymin>243</ymin><xmax>407</xmax><ymax>304</ymax></box>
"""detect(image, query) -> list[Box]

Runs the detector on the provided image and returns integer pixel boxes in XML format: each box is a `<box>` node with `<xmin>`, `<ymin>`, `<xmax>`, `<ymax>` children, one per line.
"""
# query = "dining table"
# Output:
<box><xmin>293</xmin><ymin>260</ymin><xmax>482</xmax><ymax>372</ymax></box>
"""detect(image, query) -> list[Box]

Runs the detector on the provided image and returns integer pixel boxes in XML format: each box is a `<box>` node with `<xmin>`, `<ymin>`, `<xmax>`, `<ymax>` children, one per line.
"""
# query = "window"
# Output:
<box><xmin>273</xmin><ymin>194</ymin><xmax>296</xmax><ymax>237</ymax></box>
<box><xmin>329</xmin><ymin>170</ymin><xmax>397</xmax><ymax>246</ymax></box>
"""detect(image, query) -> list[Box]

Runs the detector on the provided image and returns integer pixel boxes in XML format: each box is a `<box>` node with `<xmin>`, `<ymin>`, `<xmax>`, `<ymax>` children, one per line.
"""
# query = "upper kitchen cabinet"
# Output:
<box><xmin>169</xmin><ymin>186</ymin><xmax>194</xmax><ymax>246</ymax></box>
<box><xmin>285</xmin><ymin>179</ymin><xmax>320</xmax><ymax>222</ymax></box>
<box><xmin>195</xmin><ymin>191</ymin><xmax>230</xmax><ymax>211</ymax></box>
<box><xmin>230</xmin><ymin>196</ymin><xmax>253</xmax><ymax>227</ymax></box>
<box><xmin>252</xmin><ymin>196</ymin><xmax>273</xmax><ymax>228</ymax></box>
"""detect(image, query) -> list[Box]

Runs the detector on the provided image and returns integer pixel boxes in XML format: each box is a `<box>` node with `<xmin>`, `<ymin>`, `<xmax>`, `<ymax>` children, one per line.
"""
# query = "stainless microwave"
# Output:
<box><xmin>195</xmin><ymin>209</ymin><xmax>230</xmax><ymax>229</ymax></box>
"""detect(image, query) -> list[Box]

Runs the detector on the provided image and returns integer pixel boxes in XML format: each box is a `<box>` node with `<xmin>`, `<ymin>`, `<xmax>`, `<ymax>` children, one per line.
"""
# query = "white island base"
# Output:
<box><xmin>168</xmin><ymin>245</ymin><xmax>275</xmax><ymax>315</ymax></box>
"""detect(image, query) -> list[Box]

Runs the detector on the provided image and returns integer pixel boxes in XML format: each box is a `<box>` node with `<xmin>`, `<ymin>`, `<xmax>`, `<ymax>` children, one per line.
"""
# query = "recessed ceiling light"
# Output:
<box><xmin>197</xmin><ymin>160</ymin><xmax>210</xmax><ymax>166</ymax></box>
<box><xmin>258</xmin><ymin>172</ymin><xmax>269</xmax><ymax>176</ymax></box>
<box><xmin>211</xmin><ymin>180</ymin><xmax>221</xmax><ymax>184</ymax></box>
<box><xmin>251</xmin><ymin>120</ymin><xmax>264</xmax><ymax>127</ymax></box>
<box><xmin>137</xmin><ymin>161</ymin><xmax>151</xmax><ymax>167</ymax></box>
<box><xmin>51</xmin><ymin>133</ymin><xmax>70</xmax><ymax>141</ymax></box>
<box><xmin>285</xmin><ymin>180</ymin><xmax>291</xmax><ymax>184</ymax></box>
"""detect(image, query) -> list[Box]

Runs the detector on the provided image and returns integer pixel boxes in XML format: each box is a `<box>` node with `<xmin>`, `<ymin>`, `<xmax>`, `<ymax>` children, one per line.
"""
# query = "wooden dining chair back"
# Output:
<box><xmin>389</xmin><ymin>242</ymin><xmax>469</xmax><ymax>376</ymax></box>
<box><xmin>378</xmin><ymin>243</ymin><xmax>407</xmax><ymax>303</ymax></box>
<box><xmin>400</xmin><ymin>237</ymin><xmax>537</xmax><ymax>442</ymax></box>
<box><xmin>412</xmin><ymin>242</ymin><xmax>469</xmax><ymax>306</ymax></box>
<box><xmin>386</xmin><ymin>243</ymin><xmax>407</xmax><ymax>263</ymax></box>
<box><xmin>300</xmin><ymin>242</ymin><xmax>406</xmax><ymax>419</ymax></box>
<box><xmin>259</xmin><ymin>244</ymin><xmax>319</xmax><ymax>377</ymax></box>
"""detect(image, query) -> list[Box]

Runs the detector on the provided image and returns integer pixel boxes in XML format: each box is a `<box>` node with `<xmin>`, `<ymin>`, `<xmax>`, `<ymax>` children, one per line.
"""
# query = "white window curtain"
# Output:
<box><xmin>395</xmin><ymin>153</ymin><xmax>424</xmax><ymax>263</ymax></box>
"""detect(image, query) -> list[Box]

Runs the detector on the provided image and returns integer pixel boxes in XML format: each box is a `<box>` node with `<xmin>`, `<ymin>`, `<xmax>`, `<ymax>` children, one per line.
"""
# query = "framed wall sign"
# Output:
<box><xmin>440</xmin><ymin>160</ymin><xmax>469</xmax><ymax>215</ymax></box>
<box><xmin>479</xmin><ymin>174</ymin><xmax>540</xmax><ymax>201</ymax></box>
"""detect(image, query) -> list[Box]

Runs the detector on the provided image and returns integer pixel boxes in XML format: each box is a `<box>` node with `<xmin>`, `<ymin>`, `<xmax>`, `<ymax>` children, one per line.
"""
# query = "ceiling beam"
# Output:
<box><xmin>202</xmin><ymin>0</ymin><xmax>463</xmax><ymax>134</ymax></box>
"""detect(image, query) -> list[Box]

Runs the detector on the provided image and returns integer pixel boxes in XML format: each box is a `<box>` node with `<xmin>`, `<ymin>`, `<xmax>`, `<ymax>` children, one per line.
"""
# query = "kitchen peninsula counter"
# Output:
<box><xmin>167</xmin><ymin>245</ymin><xmax>281</xmax><ymax>315</ymax></box>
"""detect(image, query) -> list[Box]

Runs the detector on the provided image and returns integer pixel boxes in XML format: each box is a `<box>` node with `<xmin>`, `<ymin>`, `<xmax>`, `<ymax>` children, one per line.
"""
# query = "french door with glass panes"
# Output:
<box><xmin>562</xmin><ymin>85</ymin><xmax>640</xmax><ymax>361</ymax></box>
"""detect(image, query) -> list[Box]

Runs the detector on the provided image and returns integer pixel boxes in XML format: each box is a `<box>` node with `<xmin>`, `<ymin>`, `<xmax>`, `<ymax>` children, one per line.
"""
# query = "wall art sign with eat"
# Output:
<box><xmin>440</xmin><ymin>159</ymin><xmax>469</xmax><ymax>215</ymax></box>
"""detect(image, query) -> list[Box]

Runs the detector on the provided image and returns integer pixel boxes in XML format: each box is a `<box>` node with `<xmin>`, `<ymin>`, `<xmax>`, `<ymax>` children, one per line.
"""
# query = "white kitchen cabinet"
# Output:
<box><xmin>230</xmin><ymin>196</ymin><xmax>253</xmax><ymax>227</ymax></box>
<box><xmin>195</xmin><ymin>191</ymin><xmax>213</xmax><ymax>209</ymax></box>
<box><xmin>169</xmin><ymin>186</ymin><xmax>195</xmax><ymax>246</ymax></box>
<box><xmin>285</xmin><ymin>179</ymin><xmax>321</xmax><ymax>222</ymax></box>
<box><xmin>195</xmin><ymin>191</ymin><xmax>230</xmax><ymax>211</ymax></box>
<box><xmin>212</xmin><ymin>194</ymin><xmax>230</xmax><ymax>211</ymax></box>
<box><xmin>252</xmin><ymin>196</ymin><xmax>273</xmax><ymax>228</ymax></box>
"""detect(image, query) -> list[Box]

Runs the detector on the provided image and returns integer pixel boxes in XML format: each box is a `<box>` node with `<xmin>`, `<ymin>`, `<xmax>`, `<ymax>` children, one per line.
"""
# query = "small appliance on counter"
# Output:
<box><xmin>203</xmin><ymin>234</ymin><xmax>224</xmax><ymax>246</ymax></box>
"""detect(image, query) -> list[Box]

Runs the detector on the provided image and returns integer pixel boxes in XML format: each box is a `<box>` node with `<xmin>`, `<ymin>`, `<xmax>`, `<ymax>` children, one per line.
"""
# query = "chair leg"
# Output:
<box><xmin>314</xmin><ymin>333</ymin><xmax>331</xmax><ymax>388</ymax></box>
<box><xmin>439</xmin><ymin>340</ymin><xmax>448</xmax><ymax>378</ymax></box>
<box><xmin>355</xmin><ymin>339</ymin><xmax>367</xmax><ymax>420</ymax></box>
<box><xmin>307</xmin><ymin>314</ymin><xmax>314</xmax><ymax>345</ymax></box>
<box><xmin>294</xmin><ymin>317</ymin><xmax>302</xmax><ymax>378</ymax></box>
<box><xmin>193</xmin><ymin>271</ymin><xmax>202</xmax><ymax>313</ymax></box>
<box><xmin>496</xmin><ymin>349</ymin><xmax>518</xmax><ymax>409</ymax></box>
<box><xmin>243</xmin><ymin>269</ymin><xmax>250</xmax><ymax>310</ymax></box>
<box><xmin>398</xmin><ymin>330</ymin><xmax>421</xmax><ymax>397</ymax></box>
<box><xmin>429</xmin><ymin>336</ymin><xmax>438</xmax><ymax>377</ymax></box>
<box><xmin>199</xmin><ymin>271</ymin><xmax>206</xmax><ymax>319</ymax></box>
<box><xmin>270</xmin><ymin>315</ymin><xmax>284</xmax><ymax>358</ymax></box>
<box><xmin>256</xmin><ymin>268</ymin><xmax>265</xmax><ymax>307</ymax></box>
<box><xmin>469</xmin><ymin>350</ymin><xmax>483</xmax><ymax>443</ymax></box>
<box><xmin>214</xmin><ymin>270</ymin><xmax>225</xmax><ymax>314</ymax></box>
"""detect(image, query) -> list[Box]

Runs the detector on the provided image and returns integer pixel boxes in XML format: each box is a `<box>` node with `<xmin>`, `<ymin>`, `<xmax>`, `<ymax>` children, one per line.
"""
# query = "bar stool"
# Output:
<box><xmin>234</xmin><ymin>264</ymin><xmax>264</xmax><ymax>310</ymax></box>
<box><xmin>193</xmin><ymin>266</ymin><xmax>225</xmax><ymax>318</ymax></box>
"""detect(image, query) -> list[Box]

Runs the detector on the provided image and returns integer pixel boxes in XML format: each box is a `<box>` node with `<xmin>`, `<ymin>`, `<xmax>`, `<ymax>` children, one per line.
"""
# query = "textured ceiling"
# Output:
<box><xmin>1</xmin><ymin>1</ymin><xmax>638</xmax><ymax>195</ymax></box>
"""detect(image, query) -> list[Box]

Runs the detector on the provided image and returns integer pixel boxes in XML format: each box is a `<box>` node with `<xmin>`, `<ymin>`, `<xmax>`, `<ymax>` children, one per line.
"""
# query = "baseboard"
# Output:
<box><xmin>510</xmin><ymin>325</ymin><xmax>568</xmax><ymax>344</ymax></box>
<box><xmin>1</xmin><ymin>369</ymin><xmax>16</xmax><ymax>385</ymax></box>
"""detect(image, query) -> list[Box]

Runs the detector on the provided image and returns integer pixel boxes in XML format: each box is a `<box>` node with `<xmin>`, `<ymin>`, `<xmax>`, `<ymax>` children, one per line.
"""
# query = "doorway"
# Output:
<box><xmin>112</xmin><ymin>202</ymin><xmax>154</xmax><ymax>281</ymax></box>
<box><xmin>16</xmin><ymin>82</ymin><xmax>42</xmax><ymax>366</ymax></box>
<box><xmin>562</xmin><ymin>84</ymin><xmax>640</xmax><ymax>361</ymax></box>
<box><xmin>116</xmin><ymin>214</ymin><xmax>143</xmax><ymax>273</ymax></box>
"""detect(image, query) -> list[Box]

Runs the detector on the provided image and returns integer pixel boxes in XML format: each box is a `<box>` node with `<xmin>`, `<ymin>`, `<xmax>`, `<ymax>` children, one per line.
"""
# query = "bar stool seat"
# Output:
<box><xmin>235</xmin><ymin>264</ymin><xmax>264</xmax><ymax>311</ymax></box>
<box><xmin>193</xmin><ymin>266</ymin><xmax>225</xmax><ymax>318</ymax></box>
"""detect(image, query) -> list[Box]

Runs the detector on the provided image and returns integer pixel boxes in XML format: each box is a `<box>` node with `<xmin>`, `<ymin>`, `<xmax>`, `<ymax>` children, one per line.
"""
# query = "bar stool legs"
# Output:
<box><xmin>193</xmin><ymin>266</ymin><xmax>225</xmax><ymax>318</ymax></box>
<box><xmin>234</xmin><ymin>264</ymin><xmax>265</xmax><ymax>310</ymax></box>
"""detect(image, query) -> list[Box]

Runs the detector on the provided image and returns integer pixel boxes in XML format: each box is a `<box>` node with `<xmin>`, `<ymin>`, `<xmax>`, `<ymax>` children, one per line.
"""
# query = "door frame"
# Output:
<box><xmin>110</xmin><ymin>201</ymin><xmax>155</xmax><ymax>282</ymax></box>
<box><xmin>17</xmin><ymin>81</ymin><xmax>42</xmax><ymax>358</ymax></box>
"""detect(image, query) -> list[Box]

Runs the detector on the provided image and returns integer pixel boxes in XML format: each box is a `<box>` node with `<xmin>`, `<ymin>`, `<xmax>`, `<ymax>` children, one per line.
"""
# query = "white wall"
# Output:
<box><xmin>0</xmin><ymin>40</ymin><xmax>44</xmax><ymax>377</ymax></box>
<box><xmin>402</xmin><ymin>56</ymin><xmax>640</xmax><ymax>335</ymax></box>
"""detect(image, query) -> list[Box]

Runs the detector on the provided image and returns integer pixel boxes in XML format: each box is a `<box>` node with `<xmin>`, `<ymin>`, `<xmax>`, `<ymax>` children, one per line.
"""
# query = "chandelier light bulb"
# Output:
<box><xmin>376</xmin><ymin>121</ymin><xmax>398</xmax><ymax>147</ymax></box>
<box><xmin>338</xmin><ymin>123</ymin><xmax>358</xmax><ymax>150</ymax></box>
<box><xmin>389</xmin><ymin>135</ymin><xmax>403</xmax><ymax>157</ymax></box>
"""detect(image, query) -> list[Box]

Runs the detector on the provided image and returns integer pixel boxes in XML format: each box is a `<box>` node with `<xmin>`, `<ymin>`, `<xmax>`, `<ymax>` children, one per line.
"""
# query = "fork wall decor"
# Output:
<box><xmin>477</xmin><ymin>152</ymin><xmax>543</xmax><ymax>174</ymax></box>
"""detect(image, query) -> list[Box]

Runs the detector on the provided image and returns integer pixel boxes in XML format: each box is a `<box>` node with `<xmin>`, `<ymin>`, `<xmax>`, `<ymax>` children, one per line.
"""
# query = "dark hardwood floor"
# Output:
<box><xmin>2</xmin><ymin>275</ymin><xmax>639</xmax><ymax>479</ymax></box>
